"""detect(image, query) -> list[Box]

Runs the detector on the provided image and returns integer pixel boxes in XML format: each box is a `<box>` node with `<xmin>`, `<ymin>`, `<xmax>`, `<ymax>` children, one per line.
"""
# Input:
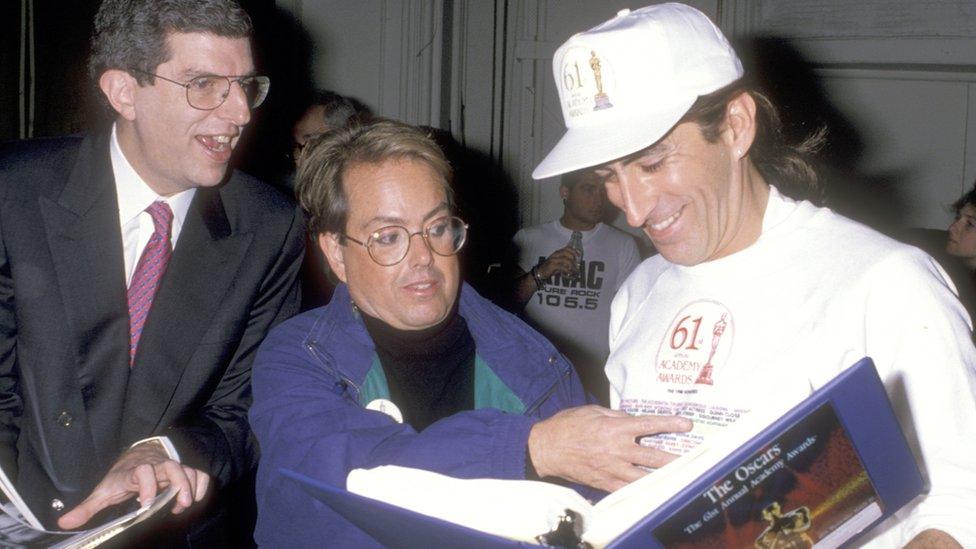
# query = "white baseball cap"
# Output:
<box><xmin>532</xmin><ymin>3</ymin><xmax>744</xmax><ymax>180</ymax></box>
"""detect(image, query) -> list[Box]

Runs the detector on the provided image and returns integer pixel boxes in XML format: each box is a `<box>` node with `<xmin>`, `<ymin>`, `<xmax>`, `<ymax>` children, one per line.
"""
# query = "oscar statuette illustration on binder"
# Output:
<box><xmin>650</xmin><ymin>402</ymin><xmax>882</xmax><ymax>548</ymax></box>
<box><xmin>0</xmin><ymin>458</ymin><xmax>176</xmax><ymax>548</ymax></box>
<box><xmin>283</xmin><ymin>358</ymin><xmax>925</xmax><ymax>548</ymax></box>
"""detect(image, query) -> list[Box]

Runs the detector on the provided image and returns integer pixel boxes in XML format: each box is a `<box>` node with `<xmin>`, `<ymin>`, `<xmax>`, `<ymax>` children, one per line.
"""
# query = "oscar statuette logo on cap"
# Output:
<box><xmin>559</xmin><ymin>46</ymin><xmax>616</xmax><ymax>120</ymax></box>
<box><xmin>589</xmin><ymin>51</ymin><xmax>613</xmax><ymax>110</ymax></box>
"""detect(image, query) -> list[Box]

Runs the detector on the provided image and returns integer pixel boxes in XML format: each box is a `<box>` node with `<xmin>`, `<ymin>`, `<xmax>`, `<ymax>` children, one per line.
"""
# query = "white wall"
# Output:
<box><xmin>724</xmin><ymin>0</ymin><xmax>976</xmax><ymax>230</ymax></box>
<box><xmin>277</xmin><ymin>0</ymin><xmax>448</xmax><ymax>126</ymax></box>
<box><xmin>279</xmin><ymin>0</ymin><xmax>976</xmax><ymax>235</ymax></box>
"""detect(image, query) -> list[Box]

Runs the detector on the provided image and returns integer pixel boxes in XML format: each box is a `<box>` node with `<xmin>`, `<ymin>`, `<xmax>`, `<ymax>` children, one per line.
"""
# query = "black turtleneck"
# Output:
<box><xmin>360</xmin><ymin>303</ymin><xmax>476</xmax><ymax>431</ymax></box>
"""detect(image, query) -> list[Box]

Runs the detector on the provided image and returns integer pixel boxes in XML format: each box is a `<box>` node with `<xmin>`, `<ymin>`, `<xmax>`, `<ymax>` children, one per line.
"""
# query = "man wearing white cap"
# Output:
<box><xmin>534</xmin><ymin>3</ymin><xmax>976</xmax><ymax>547</ymax></box>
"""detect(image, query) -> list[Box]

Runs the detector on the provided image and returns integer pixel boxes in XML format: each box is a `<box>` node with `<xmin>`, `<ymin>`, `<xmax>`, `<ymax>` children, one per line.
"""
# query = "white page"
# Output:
<box><xmin>584</xmin><ymin>399</ymin><xmax>793</xmax><ymax>547</ymax></box>
<box><xmin>0</xmin><ymin>463</ymin><xmax>44</xmax><ymax>530</ymax></box>
<box><xmin>348</xmin><ymin>466</ymin><xmax>593</xmax><ymax>543</ymax></box>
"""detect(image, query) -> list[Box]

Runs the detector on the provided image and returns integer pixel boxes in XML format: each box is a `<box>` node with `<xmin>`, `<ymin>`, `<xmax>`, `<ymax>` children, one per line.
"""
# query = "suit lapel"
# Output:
<box><xmin>39</xmin><ymin>132</ymin><xmax>130</xmax><ymax>467</ymax></box>
<box><xmin>121</xmin><ymin>186</ymin><xmax>253</xmax><ymax>442</ymax></box>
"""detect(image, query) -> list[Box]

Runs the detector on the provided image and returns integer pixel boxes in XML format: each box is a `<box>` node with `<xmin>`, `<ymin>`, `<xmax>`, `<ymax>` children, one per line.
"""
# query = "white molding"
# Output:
<box><xmin>377</xmin><ymin>0</ymin><xmax>443</xmax><ymax>125</ymax></box>
<box><xmin>719</xmin><ymin>0</ymin><xmax>761</xmax><ymax>38</ymax></box>
<box><xmin>447</xmin><ymin>0</ymin><xmax>464</xmax><ymax>138</ymax></box>
<box><xmin>514</xmin><ymin>39</ymin><xmax>557</xmax><ymax>60</ymax></box>
<box><xmin>966</xmin><ymin>83</ymin><xmax>976</xmax><ymax>193</ymax></box>
<box><xmin>377</xmin><ymin>0</ymin><xmax>398</xmax><ymax>118</ymax></box>
<box><xmin>429</xmin><ymin>0</ymin><xmax>446</xmax><ymax>128</ymax></box>
<box><xmin>490</xmin><ymin>0</ymin><xmax>507</xmax><ymax>162</ymax></box>
<box><xmin>721</xmin><ymin>0</ymin><xmax>976</xmax><ymax>66</ymax></box>
<box><xmin>501</xmin><ymin>0</ymin><xmax>548</xmax><ymax>227</ymax></box>
<box><xmin>449</xmin><ymin>0</ymin><xmax>507</xmax><ymax>162</ymax></box>
<box><xmin>755</xmin><ymin>0</ymin><xmax>976</xmax><ymax>39</ymax></box>
<box><xmin>815</xmin><ymin>67</ymin><xmax>976</xmax><ymax>84</ymax></box>
<box><xmin>792</xmin><ymin>38</ymin><xmax>976</xmax><ymax>67</ymax></box>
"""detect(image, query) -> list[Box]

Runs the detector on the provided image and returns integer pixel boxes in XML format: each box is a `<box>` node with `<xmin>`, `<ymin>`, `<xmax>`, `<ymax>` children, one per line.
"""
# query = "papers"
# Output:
<box><xmin>0</xmin><ymin>455</ymin><xmax>177</xmax><ymax>548</ymax></box>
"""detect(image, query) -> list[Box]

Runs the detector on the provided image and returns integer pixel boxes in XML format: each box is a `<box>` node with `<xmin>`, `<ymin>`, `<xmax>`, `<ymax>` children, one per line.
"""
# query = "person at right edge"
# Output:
<box><xmin>532</xmin><ymin>4</ymin><xmax>976</xmax><ymax>547</ymax></box>
<box><xmin>944</xmin><ymin>181</ymin><xmax>976</xmax><ymax>324</ymax></box>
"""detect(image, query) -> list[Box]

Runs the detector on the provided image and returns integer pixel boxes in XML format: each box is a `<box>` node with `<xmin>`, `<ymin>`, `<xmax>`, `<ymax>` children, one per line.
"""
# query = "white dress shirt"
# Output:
<box><xmin>109</xmin><ymin>124</ymin><xmax>196</xmax><ymax>287</ymax></box>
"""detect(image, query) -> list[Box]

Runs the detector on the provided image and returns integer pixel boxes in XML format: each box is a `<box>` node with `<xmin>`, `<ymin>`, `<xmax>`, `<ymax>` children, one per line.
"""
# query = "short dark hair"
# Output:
<box><xmin>953</xmin><ymin>180</ymin><xmax>976</xmax><ymax>214</ymax></box>
<box><xmin>295</xmin><ymin>119</ymin><xmax>454</xmax><ymax>236</ymax></box>
<box><xmin>89</xmin><ymin>0</ymin><xmax>253</xmax><ymax>86</ymax></box>
<box><xmin>680</xmin><ymin>82</ymin><xmax>826</xmax><ymax>202</ymax></box>
<box><xmin>307</xmin><ymin>90</ymin><xmax>369</xmax><ymax>131</ymax></box>
<box><xmin>560</xmin><ymin>169</ymin><xmax>597</xmax><ymax>190</ymax></box>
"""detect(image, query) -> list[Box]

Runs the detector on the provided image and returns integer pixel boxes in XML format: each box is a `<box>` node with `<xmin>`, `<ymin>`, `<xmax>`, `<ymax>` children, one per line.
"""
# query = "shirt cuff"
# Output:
<box><xmin>129</xmin><ymin>435</ymin><xmax>181</xmax><ymax>462</ymax></box>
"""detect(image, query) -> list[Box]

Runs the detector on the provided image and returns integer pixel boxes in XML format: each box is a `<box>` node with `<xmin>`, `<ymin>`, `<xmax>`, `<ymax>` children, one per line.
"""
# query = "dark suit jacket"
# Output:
<box><xmin>0</xmin><ymin>131</ymin><xmax>304</xmax><ymax>538</ymax></box>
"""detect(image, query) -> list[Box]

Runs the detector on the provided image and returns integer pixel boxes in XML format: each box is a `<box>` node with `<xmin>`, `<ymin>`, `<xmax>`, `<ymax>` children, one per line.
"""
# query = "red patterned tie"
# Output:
<box><xmin>127</xmin><ymin>201</ymin><xmax>173</xmax><ymax>366</ymax></box>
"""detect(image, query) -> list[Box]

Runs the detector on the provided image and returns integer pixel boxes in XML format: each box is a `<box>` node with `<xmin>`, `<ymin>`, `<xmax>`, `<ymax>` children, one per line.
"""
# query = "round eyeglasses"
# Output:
<box><xmin>130</xmin><ymin>69</ymin><xmax>270</xmax><ymax>110</ymax></box>
<box><xmin>342</xmin><ymin>216</ymin><xmax>469</xmax><ymax>266</ymax></box>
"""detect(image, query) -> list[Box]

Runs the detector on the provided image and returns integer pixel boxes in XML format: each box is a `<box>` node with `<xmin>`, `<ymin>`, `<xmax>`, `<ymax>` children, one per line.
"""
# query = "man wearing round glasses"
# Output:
<box><xmin>249</xmin><ymin>119</ymin><xmax>690</xmax><ymax>546</ymax></box>
<box><xmin>0</xmin><ymin>0</ymin><xmax>304</xmax><ymax>545</ymax></box>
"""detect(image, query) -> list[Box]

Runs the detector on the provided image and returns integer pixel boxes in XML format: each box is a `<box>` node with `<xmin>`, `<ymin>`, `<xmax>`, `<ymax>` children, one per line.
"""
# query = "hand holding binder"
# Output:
<box><xmin>285</xmin><ymin>358</ymin><xmax>924</xmax><ymax>548</ymax></box>
<box><xmin>527</xmin><ymin>405</ymin><xmax>693</xmax><ymax>491</ymax></box>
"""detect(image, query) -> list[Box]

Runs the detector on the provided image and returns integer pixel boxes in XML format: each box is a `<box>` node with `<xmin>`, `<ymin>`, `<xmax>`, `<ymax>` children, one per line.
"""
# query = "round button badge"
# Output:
<box><xmin>366</xmin><ymin>398</ymin><xmax>404</xmax><ymax>423</ymax></box>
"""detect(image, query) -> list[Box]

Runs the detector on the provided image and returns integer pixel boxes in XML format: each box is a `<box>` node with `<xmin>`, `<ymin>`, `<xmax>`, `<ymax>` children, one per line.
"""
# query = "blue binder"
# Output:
<box><xmin>283</xmin><ymin>357</ymin><xmax>924</xmax><ymax>548</ymax></box>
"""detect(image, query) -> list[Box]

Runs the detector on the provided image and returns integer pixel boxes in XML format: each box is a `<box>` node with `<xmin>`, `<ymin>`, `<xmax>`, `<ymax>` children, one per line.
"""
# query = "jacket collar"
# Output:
<box><xmin>310</xmin><ymin>283</ymin><xmax>566</xmax><ymax>407</ymax></box>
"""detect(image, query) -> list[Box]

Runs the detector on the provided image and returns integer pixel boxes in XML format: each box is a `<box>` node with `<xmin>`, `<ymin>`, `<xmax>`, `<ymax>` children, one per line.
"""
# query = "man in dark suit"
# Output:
<box><xmin>0</xmin><ymin>0</ymin><xmax>304</xmax><ymax>544</ymax></box>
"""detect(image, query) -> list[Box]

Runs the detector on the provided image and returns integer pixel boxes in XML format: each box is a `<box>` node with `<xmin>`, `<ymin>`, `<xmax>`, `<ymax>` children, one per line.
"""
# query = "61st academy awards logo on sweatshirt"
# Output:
<box><xmin>655</xmin><ymin>300</ymin><xmax>734</xmax><ymax>389</ymax></box>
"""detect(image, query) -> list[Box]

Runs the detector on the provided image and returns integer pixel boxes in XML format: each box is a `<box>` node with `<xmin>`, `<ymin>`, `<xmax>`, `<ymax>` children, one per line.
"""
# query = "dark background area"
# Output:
<box><xmin>1</xmin><ymin>1</ymin><xmax>100</xmax><ymax>139</ymax></box>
